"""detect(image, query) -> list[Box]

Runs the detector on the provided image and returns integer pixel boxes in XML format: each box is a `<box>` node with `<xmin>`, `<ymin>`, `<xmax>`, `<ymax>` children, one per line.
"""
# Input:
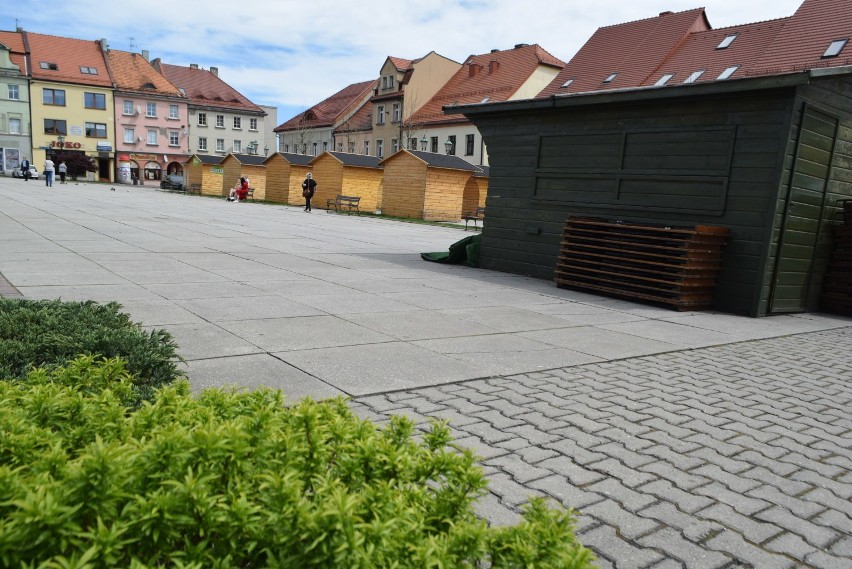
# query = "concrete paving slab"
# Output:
<box><xmin>186</xmin><ymin>354</ymin><xmax>345</xmax><ymax>400</ymax></box>
<box><xmin>19</xmin><ymin>283</ymin><xmax>165</xmax><ymax>302</ymax></box>
<box><xmin>342</xmin><ymin>310</ymin><xmax>499</xmax><ymax>341</ymax></box>
<box><xmin>148</xmin><ymin>322</ymin><xmax>262</xmax><ymax>360</ymax></box>
<box><xmin>438</xmin><ymin>306</ymin><xmax>584</xmax><ymax>333</ymax></box>
<box><xmin>291</xmin><ymin>292</ymin><xmax>419</xmax><ymax>315</ymax></box>
<box><xmin>599</xmin><ymin>319</ymin><xmax>741</xmax><ymax>347</ymax></box>
<box><xmin>175</xmin><ymin>295</ymin><xmax>324</xmax><ymax>322</ymax></box>
<box><xmin>141</xmin><ymin>281</ymin><xmax>272</xmax><ymax>300</ymax></box>
<box><xmin>219</xmin><ymin>315</ymin><xmax>394</xmax><ymax>351</ymax></box>
<box><xmin>115</xmin><ymin>299</ymin><xmax>207</xmax><ymax>326</ymax></box>
<box><xmin>659</xmin><ymin>312</ymin><xmax>838</xmax><ymax>338</ymax></box>
<box><xmin>519</xmin><ymin>326</ymin><xmax>679</xmax><ymax>358</ymax></box>
<box><xmin>277</xmin><ymin>342</ymin><xmax>486</xmax><ymax>396</ymax></box>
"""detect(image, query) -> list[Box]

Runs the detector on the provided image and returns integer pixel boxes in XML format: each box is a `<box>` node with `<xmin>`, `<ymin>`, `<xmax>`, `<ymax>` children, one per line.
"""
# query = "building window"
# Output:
<box><xmin>9</xmin><ymin>118</ymin><xmax>21</xmax><ymax>134</ymax></box>
<box><xmin>8</xmin><ymin>84</ymin><xmax>19</xmax><ymax>100</ymax></box>
<box><xmin>216</xmin><ymin>139</ymin><xmax>225</xmax><ymax>152</ymax></box>
<box><xmin>43</xmin><ymin>88</ymin><xmax>66</xmax><ymax>106</ymax></box>
<box><xmin>348</xmin><ymin>141</ymin><xmax>355</xmax><ymax>153</ymax></box>
<box><xmin>392</xmin><ymin>103</ymin><xmax>401</xmax><ymax>123</ymax></box>
<box><xmin>233</xmin><ymin>117</ymin><xmax>241</xmax><ymax>129</ymax></box>
<box><xmin>603</xmin><ymin>73</ymin><xmax>618</xmax><ymax>84</ymax></box>
<box><xmin>312</xmin><ymin>142</ymin><xmax>318</xmax><ymax>155</ymax></box>
<box><xmin>234</xmin><ymin>140</ymin><xmax>242</xmax><ymax>153</ymax></box>
<box><xmin>391</xmin><ymin>138</ymin><xmax>398</xmax><ymax>153</ymax></box>
<box><xmin>717</xmin><ymin>66</ymin><xmax>740</xmax><ymax>80</ymax></box>
<box><xmin>323</xmin><ymin>141</ymin><xmax>328</xmax><ymax>152</ymax></box>
<box><xmin>376</xmin><ymin>139</ymin><xmax>384</xmax><ymax>158</ymax></box>
<box><xmin>431</xmin><ymin>136</ymin><xmax>438</xmax><ymax>153</ymax></box>
<box><xmin>465</xmin><ymin>134</ymin><xmax>474</xmax><ymax>156</ymax></box>
<box><xmin>409</xmin><ymin>138</ymin><xmax>417</xmax><ymax>150</ymax></box>
<box><xmin>377</xmin><ymin>105</ymin><xmax>385</xmax><ymax>125</ymax></box>
<box><xmin>250</xmin><ymin>118</ymin><xmax>258</xmax><ymax>130</ymax></box>
<box><xmin>655</xmin><ymin>73</ymin><xmax>674</xmax><ymax>86</ymax></box>
<box><xmin>39</xmin><ymin>61</ymin><xmax>58</xmax><ymax>70</ymax></box>
<box><xmin>123</xmin><ymin>100</ymin><xmax>134</xmax><ymax>115</ymax></box>
<box><xmin>169</xmin><ymin>131</ymin><xmax>179</xmax><ymax>146</ymax></box>
<box><xmin>216</xmin><ymin>114</ymin><xmax>224</xmax><ymax>128</ymax></box>
<box><xmin>169</xmin><ymin>104</ymin><xmax>179</xmax><ymax>119</ymax></box>
<box><xmin>79</xmin><ymin>66</ymin><xmax>98</xmax><ymax>74</ymax></box>
<box><xmin>198</xmin><ymin>137</ymin><xmax>207</xmax><ymax>151</ymax></box>
<box><xmin>381</xmin><ymin>76</ymin><xmax>388</xmax><ymax>89</ymax></box>
<box><xmin>823</xmin><ymin>39</ymin><xmax>848</xmax><ymax>58</ymax></box>
<box><xmin>84</xmin><ymin>92</ymin><xmax>106</xmax><ymax>110</ymax></box>
<box><xmin>284</xmin><ymin>144</ymin><xmax>289</xmax><ymax>153</ymax></box>
<box><xmin>146</xmin><ymin>102</ymin><xmax>157</xmax><ymax>117</ymax></box>
<box><xmin>561</xmin><ymin>79</ymin><xmax>574</xmax><ymax>88</ymax></box>
<box><xmin>364</xmin><ymin>140</ymin><xmax>370</xmax><ymax>155</ymax></box>
<box><xmin>198</xmin><ymin>112</ymin><xmax>207</xmax><ymax>126</ymax></box>
<box><xmin>337</xmin><ymin>142</ymin><xmax>343</xmax><ymax>151</ymax></box>
<box><xmin>86</xmin><ymin>122</ymin><xmax>107</xmax><ymax>138</ymax></box>
<box><xmin>124</xmin><ymin>128</ymin><xmax>135</xmax><ymax>144</ymax></box>
<box><xmin>447</xmin><ymin>135</ymin><xmax>456</xmax><ymax>155</ymax></box>
<box><xmin>683</xmin><ymin>70</ymin><xmax>705</xmax><ymax>84</ymax></box>
<box><xmin>44</xmin><ymin>119</ymin><xmax>67</xmax><ymax>135</ymax></box>
<box><xmin>388</xmin><ymin>75</ymin><xmax>394</xmax><ymax>88</ymax></box>
<box><xmin>144</xmin><ymin>129</ymin><xmax>156</xmax><ymax>144</ymax></box>
<box><xmin>716</xmin><ymin>34</ymin><xmax>738</xmax><ymax>49</ymax></box>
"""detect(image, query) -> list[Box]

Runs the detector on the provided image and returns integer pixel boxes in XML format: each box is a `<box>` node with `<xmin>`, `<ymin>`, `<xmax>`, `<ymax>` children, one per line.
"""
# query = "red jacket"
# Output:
<box><xmin>236</xmin><ymin>181</ymin><xmax>249</xmax><ymax>200</ymax></box>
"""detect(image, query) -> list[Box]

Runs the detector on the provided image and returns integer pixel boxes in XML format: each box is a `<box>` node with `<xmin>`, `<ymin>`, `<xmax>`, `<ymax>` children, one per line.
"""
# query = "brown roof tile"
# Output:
<box><xmin>388</xmin><ymin>56</ymin><xmax>413</xmax><ymax>71</ymax></box>
<box><xmin>0</xmin><ymin>31</ymin><xmax>27</xmax><ymax>73</ymax></box>
<box><xmin>24</xmin><ymin>32</ymin><xmax>112</xmax><ymax>87</ymax></box>
<box><xmin>156</xmin><ymin>62</ymin><xmax>263</xmax><ymax>113</ymax></box>
<box><xmin>107</xmin><ymin>50</ymin><xmax>182</xmax><ymax>96</ymax></box>
<box><xmin>275</xmin><ymin>79</ymin><xmax>376</xmax><ymax>131</ymax></box>
<box><xmin>411</xmin><ymin>44</ymin><xmax>564</xmax><ymax>124</ymax></box>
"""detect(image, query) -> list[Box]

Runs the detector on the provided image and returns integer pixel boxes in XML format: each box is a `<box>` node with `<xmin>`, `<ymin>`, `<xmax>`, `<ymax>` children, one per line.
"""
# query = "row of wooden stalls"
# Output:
<box><xmin>182</xmin><ymin>150</ymin><xmax>489</xmax><ymax>222</ymax></box>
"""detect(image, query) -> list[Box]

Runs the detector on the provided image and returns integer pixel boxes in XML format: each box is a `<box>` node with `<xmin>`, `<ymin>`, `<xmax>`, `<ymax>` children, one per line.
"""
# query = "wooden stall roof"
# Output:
<box><xmin>264</xmin><ymin>152</ymin><xmax>314</xmax><ymax>166</ymax></box>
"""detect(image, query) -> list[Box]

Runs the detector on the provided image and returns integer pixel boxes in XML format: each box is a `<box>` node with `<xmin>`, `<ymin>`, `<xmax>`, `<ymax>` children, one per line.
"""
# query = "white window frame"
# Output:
<box><xmin>392</xmin><ymin>103</ymin><xmax>401</xmax><ymax>123</ymax></box>
<box><xmin>683</xmin><ymin>70</ymin><xmax>705</xmax><ymax>84</ymax></box>
<box><xmin>717</xmin><ymin>66</ymin><xmax>740</xmax><ymax>80</ymax></box>
<box><xmin>823</xmin><ymin>39</ymin><xmax>848</xmax><ymax>58</ymax></box>
<box><xmin>198</xmin><ymin>112</ymin><xmax>207</xmax><ymax>126</ymax></box>
<box><xmin>249</xmin><ymin>118</ymin><xmax>258</xmax><ymax>131</ymax></box>
<box><xmin>123</xmin><ymin>100</ymin><xmax>134</xmax><ymax>115</ymax></box>
<box><xmin>364</xmin><ymin>141</ymin><xmax>370</xmax><ymax>155</ymax></box>
<box><xmin>391</xmin><ymin>138</ymin><xmax>398</xmax><ymax>153</ymax></box>
<box><xmin>146</xmin><ymin>102</ymin><xmax>156</xmax><ymax>117</ymax></box>
<box><xmin>233</xmin><ymin>117</ymin><xmax>241</xmax><ymax>129</ymax></box>
<box><xmin>8</xmin><ymin>84</ymin><xmax>19</xmax><ymax>100</ymax></box>
<box><xmin>377</xmin><ymin>105</ymin><xmax>385</xmax><ymax>125</ymax></box>
<box><xmin>376</xmin><ymin>138</ymin><xmax>384</xmax><ymax>158</ymax></box>
<box><xmin>216</xmin><ymin>114</ymin><xmax>225</xmax><ymax>128</ymax></box>
<box><xmin>9</xmin><ymin>117</ymin><xmax>21</xmax><ymax>134</ymax></box>
<box><xmin>169</xmin><ymin>104</ymin><xmax>179</xmax><ymax>119</ymax></box>
<box><xmin>147</xmin><ymin>129</ymin><xmax>158</xmax><ymax>145</ymax></box>
<box><xmin>169</xmin><ymin>131</ymin><xmax>179</xmax><ymax>146</ymax></box>
<box><xmin>234</xmin><ymin>140</ymin><xmax>241</xmax><ymax>153</ymax></box>
<box><xmin>198</xmin><ymin>137</ymin><xmax>207</xmax><ymax>151</ymax></box>
<box><xmin>655</xmin><ymin>73</ymin><xmax>674</xmax><ymax>86</ymax></box>
<box><xmin>124</xmin><ymin>128</ymin><xmax>135</xmax><ymax>144</ymax></box>
<box><xmin>216</xmin><ymin>139</ymin><xmax>225</xmax><ymax>152</ymax></box>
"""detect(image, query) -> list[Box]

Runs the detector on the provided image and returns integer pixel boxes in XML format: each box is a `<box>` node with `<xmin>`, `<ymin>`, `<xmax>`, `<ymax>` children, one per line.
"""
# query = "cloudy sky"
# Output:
<box><xmin>3</xmin><ymin>0</ymin><xmax>804</xmax><ymax>125</ymax></box>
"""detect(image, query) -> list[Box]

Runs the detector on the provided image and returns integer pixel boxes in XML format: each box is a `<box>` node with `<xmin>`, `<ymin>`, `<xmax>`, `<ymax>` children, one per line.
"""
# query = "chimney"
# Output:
<box><xmin>210</xmin><ymin>66</ymin><xmax>218</xmax><ymax>77</ymax></box>
<box><xmin>490</xmin><ymin>49</ymin><xmax>499</xmax><ymax>53</ymax></box>
<box><xmin>468</xmin><ymin>63</ymin><xmax>482</xmax><ymax>78</ymax></box>
<box><xmin>659</xmin><ymin>11</ymin><xmax>673</xmax><ymax>16</ymax></box>
<box><xmin>141</xmin><ymin>50</ymin><xmax>149</xmax><ymax>61</ymax></box>
<box><xmin>99</xmin><ymin>38</ymin><xmax>109</xmax><ymax>52</ymax></box>
<box><xmin>488</xmin><ymin>60</ymin><xmax>500</xmax><ymax>74</ymax></box>
<box><xmin>190</xmin><ymin>63</ymin><xmax>199</xmax><ymax>69</ymax></box>
<box><xmin>514</xmin><ymin>43</ymin><xmax>529</xmax><ymax>49</ymax></box>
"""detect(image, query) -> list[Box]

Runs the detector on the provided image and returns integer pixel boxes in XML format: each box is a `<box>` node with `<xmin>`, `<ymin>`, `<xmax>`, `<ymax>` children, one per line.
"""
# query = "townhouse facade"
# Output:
<box><xmin>108</xmin><ymin>49</ymin><xmax>189</xmax><ymax>184</ymax></box>
<box><xmin>153</xmin><ymin>61</ymin><xmax>268</xmax><ymax>161</ymax></box>
<box><xmin>0</xmin><ymin>31</ymin><xmax>30</xmax><ymax>175</ymax></box>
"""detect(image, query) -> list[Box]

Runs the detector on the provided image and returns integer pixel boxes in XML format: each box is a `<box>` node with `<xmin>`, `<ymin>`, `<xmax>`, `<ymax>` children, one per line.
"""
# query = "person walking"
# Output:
<box><xmin>21</xmin><ymin>157</ymin><xmax>30</xmax><ymax>181</ymax></box>
<box><xmin>58</xmin><ymin>161</ymin><xmax>67</xmax><ymax>184</ymax></box>
<box><xmin>301</xmin><ymin>172</ymin><xmax>316</xmax><ymax>212</ymax></box>
<box><xmin>44</xmin><ymin>158</ymin><xmax>55</xmax><ymax>187</ymax></box>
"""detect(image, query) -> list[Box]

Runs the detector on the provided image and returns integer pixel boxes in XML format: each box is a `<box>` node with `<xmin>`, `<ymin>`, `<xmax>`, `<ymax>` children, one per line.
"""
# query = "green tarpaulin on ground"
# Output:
<box><xmin>421</xmin><ymin>234</ymin><xmax>480</xmax><ymax>267</ymax></box>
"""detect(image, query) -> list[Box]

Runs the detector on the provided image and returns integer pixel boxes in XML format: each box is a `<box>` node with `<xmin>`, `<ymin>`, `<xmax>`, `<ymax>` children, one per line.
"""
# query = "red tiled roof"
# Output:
<box><xmin>388</xmin><ymin>56</ymin><xmax>413</xmax><ymax>71</ymax></box>
<box><xmin>0</xmin><ymin>31</ymin><xmax>27</xmax><ymax>74</ymax></box>
<box><xmin>24</xmin><ymin>32</ymin><xmax>112</xmax><ymax>87</ymax></box>
<box><xmin>642</xmin><ymin>19</ymin><xmax>788</xmax><ymax>86</ymax></box>
<box><xmin>275</xmin><ymin>79</ymin><xmax>376</xmax><ymax>131</ymax></box>
<box><xmin>334</xmin><ymin>100</ymin><xmax>373</xmax><ymax>133</ymax></box>
<box><xmin>156</xmin><ymin>62</ymin><xmax>263</xmax><ymax>113</ymax></box>
<box><xmin>107</xmin><ymin>50</ymin><xmax>183</xmax><ymax>96</ymax></box>
<box><xmin>412</xmin><ymin>44</ymin><xmax>564</xmax><ymax>124</ymax></box>
<box><xmin>538</xmin><ymin>8</ymin><xmax>709</xmax><ymax>98</ymax></box>
<box><xmin>750</xmin><ymin>0</ymin><xmax>852</xmax><ymax>74</ymax></box>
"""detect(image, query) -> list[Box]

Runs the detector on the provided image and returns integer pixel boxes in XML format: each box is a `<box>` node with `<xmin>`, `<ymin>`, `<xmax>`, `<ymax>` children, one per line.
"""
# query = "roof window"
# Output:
<box><xmin>716</xmin><ymin>34</ymin><xmax>738</xmax><ymax>49</ymax></box>
<box><xmin>655</xmin><ymin>73</ymin><xmax>674</xmax><ymax>86</ymax></box>
<box><xmin>717</xmin><ymin>65</ymin><xmax>740</xmax><ymax>80</ymax></box>
<box><xmin>603</xmin><ymin>73</ymin><xmax>618</xmax><ymax>84</ymax></box>
<box><xmin>80</xmin><ymin>66</ymin><xmax>98</xmax><ymax>74</ymax></box>
<box><xmin>561</xmin><ymin>78</ymin><xmax>574</xmax><ymax>88</ymax></box>
<box><xmin>40</xmin><ymin>61</ymin><xmax>58</xmax><ymax>70</ymax></box>
<box><xmin>683</xmin><ymin>70</ymin><xmax>705</xmax><ymax>84</ymax></box>
<box><xmin>823</xmin><ymin>39</ymin><xmax>848</xmax><ymax>58</ymax></box>
<box><xmin>480</xmin><ymin>97</ymin><xmax>490</xmax><ymax>103</ymax></box>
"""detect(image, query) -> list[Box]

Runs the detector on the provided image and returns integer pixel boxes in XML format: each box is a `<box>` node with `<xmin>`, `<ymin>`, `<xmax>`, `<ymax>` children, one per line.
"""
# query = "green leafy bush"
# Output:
<box><xmin>0</xmin><ymin>357</ymin><xmax>597</xmax><ymax>568</ymax></box>
<box><xmin>0</xmin><ymin>298</ymin><xmax>182</xmax><ymax>403</ymax></box>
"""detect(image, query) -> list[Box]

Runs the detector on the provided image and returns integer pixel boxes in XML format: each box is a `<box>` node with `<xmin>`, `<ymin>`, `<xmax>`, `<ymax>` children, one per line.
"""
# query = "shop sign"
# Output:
<box><xmin>96</xmin><ymin>142</ymin><xmax>112</xmax><ymax>151</ymax></box>
<box><xmin>130</xmin><ymin>154</ymin><xmax>159</xmax><ymax>161</ymax></box>
<box><xmin>211</xmin><ymin>167</ymin><xmax>224</xmax><ymax>174</ymax></box>
<box><xmin>51</xmin><ymin>141</ymin><xmax>82</xmax><ymax>149</ymax></box>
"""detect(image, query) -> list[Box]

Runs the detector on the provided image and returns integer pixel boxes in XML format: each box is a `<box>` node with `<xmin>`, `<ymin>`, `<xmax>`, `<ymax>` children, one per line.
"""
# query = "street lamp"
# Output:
<box><xmin>264</xmin><ymin>145</ymin><xmax>269</xmax><ymax>156</ymax></box>
<box><xmin>420</xmin><ymin>135</ymin><xmax>427</xmax><ymax>151</ymax></box>
<box><xmin>247</xmin><ymin>141</ymin><xmax>258</xmax><ymax>155</ymax></box>
<box><xmin>444</xmin><ymin>137</ymin><xmax>453</xmax><ymax>155</ymax></box>
<box><xmin>57</xmin><ymin>133</ymin><xmax>65</xmax><ymax>148</ymax></box>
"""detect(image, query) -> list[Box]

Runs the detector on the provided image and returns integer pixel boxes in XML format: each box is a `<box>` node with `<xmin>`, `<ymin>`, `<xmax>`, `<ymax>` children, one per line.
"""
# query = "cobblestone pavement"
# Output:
<box><xmin>351</xmin><ymin>327</ymin><xmax>852</xmax><ymax>569</ymax></box>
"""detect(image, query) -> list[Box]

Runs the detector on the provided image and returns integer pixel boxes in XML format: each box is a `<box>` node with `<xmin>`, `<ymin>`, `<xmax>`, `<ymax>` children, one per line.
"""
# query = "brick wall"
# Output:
<box><xmin>424</xmin><ymin>168</ymin><xmax>471</xmax><ymax>221</ymax></box>
<box><xmin>382</xmin><ymin>153</ymin><xmax>427</xmax><ymax>218</ymax></box>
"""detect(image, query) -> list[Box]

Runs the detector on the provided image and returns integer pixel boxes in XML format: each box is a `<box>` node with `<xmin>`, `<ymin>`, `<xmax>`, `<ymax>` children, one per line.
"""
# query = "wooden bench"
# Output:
<box><xmin>463</xmin><ymin>207</ymin><xmax>485</xmax><ymax>230</ymax></box>
<box><xmin>326</xmin><ymin>195</ymin><xmax>361</xmax><ymax>215</ymax></box>
<box><xmin>237</xmin><ymin>188</ymin><xmax>255</xmax><ymax>202</ymax></box>
<box><xmin>188</xmin><ymin>183</ymin><xmax>202</xmax><ymax>195</ymax></box>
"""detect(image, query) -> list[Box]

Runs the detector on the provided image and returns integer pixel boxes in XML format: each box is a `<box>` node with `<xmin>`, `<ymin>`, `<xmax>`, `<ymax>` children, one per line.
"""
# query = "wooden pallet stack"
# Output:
<box><xmin>555</xmin><ymin>217</ymin><xmax>729</xmax><ymax>311</ymax></box>
<box><xmin>820</xmin><ymin>200</ymin><xmax>852</xmax><ymax>316</ymax></box>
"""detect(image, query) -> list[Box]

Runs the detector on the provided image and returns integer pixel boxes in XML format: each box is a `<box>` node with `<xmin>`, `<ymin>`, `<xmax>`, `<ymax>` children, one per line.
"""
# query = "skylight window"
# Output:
<box><xmin>716</xmin><ymin>34</ymin><xmax>738</xmax><ymax>49</ymax></box>
<box><xmin>823</xmin><ymin>39</ymin><xmax>848</xmax><ymax>58</ymax></box>
<box><xmin>39</xmin><ymin>61</ymin><xmax>58</xmax><ymax>70</ymax></box>
<box><xmin>561</xmin><ymin>78</ymin><xmax>574</xmax><ymax>88</ymax></box>
<box><xmin>480</xmin><ymin>97</ymin><xmax>490</xmax><ymax>103</ymax></box>
<box><xmin>683</xmin><ymin>70</ymin><xmax>705</xmax><ymax>84</ymax></box>
<box><xmin>717</xmin><ymin>65</ymin><xmax>740</xmax><ymax>80</ymax></box>
<box><xmin>79</xmin><ymin>66</ymin><xmax>98</xmax><ymax>74</ymax></box>
<box><xmin>603</xmin><ymin>73</ymin><xmax>618</xmax><ymax>84</ymax></box>
<box><xmin>655</xmin><ymin>73</ymin><xmax>674</xmax><ymax>86</ymax></box>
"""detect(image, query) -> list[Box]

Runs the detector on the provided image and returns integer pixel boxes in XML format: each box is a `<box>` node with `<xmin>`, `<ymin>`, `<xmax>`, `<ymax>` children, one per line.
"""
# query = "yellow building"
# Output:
<box><xmin>25</xmin><ymin>32</ymin><xmax>115</xmax><ymax>182</ymax></box>
<box><xmin>263</xmin><ymin>152</ymin><xmax>313</xmax><ymax>204</ymax></box>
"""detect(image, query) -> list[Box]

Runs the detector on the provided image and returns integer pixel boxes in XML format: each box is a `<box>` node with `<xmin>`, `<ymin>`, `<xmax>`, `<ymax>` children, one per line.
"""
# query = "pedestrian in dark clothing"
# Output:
<box><xmin>21</xmin><ymin>157</ymin><xmax>30</xmax><ymax>181</ymax></box>
<box><xmin>302</xmin><ymin>172</ymin><xmax>316</xmax><ymax>212</ymax></box>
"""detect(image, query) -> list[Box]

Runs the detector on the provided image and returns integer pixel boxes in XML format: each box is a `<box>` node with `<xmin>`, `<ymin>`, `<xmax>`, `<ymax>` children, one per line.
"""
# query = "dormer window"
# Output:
<box><xmin>716</xmin><ymin>34</ymin><xmax>738</xmax><ymax>49</ymax></box>
<box><xmin>603</xmin><ymin>73</ymin><xmax>618</xmax><ymax>84</ymax></box>
<box><xmin>561</xmin><ymin>78</ymin><xmax>574</xmax><ymax>88</ymax></box>
<box><xmin>40</xmin><ymin>61</ymin><xmax>58</xmax><ymax>70</ymax></box>
<box><xmin>717</xmin><ymin>65</ymin><xmax>740</xmax><ymax>80</ymax></box>
<box><xmin>655</xmin><ymin>73</ymin><xmax>674</xmax><ymax>86</ymax></box>
<box><xmin>823</xmin><ymin>39</ymin><xmax>848</xmax><ymax>58</ymax></box>
<box><xmin>80</xmin><ymin>66</ymin><xmax>98</xmax><ymax>74</ymax></box>
<box><xmin>683</xmin><ymin>70</ymin><xmax>705</xmax><ymax>84</ymax></box>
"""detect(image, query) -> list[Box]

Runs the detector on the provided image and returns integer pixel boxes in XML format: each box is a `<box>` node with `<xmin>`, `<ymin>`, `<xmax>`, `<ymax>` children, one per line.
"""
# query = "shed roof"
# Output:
<box><xmin>155</xmin><ymin>61</ymin><xmax>263</xmax><ymax>113</ymax></box>
<box><xmin>275</xmin><ymin>79</ymin><xmax>376</xmax><ymax>132</ymax></box>
<box><xmin>227</xmin><ymin>153</ymin><xmax>266</xmax><ymax>165</ymax></box>
<box><xmin>265</xmin><ymin>152</ymin><xmax>314</xmax><ymax>166</ymax></box>
<box><xmin>380</xmin><ymin>150</ymin><xmax>482</xmax><ymax>172</ymax></box>
<box><xmin>107</xmin><ymin>50</ymin><xmax>183</xmax><ymax>97</ymax></box>
<box><xmin>409</xmin><ymin>44</ymin><xmax>564</xmax><ymax>125</ymax></box>
<box><xmin>311</xmin><ymin>151</ymin><xmax>382</xmax><ymax>169</ymax></box>
<box><xmin>24</xmin><ymin>32</ymin><xmax>112</xmax><ymax>87</ymax></box>
<box><xmin>187</xmin><ymin>154</ymin><xmax>224</xmax><ymax>165</ymax></box>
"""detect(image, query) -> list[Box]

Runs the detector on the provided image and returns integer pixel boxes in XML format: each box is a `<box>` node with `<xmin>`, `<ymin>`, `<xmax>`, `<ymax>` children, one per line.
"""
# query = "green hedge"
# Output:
<box><xmin>0</xmin><ymin>298</ymin><xmax>182</xmax><ymax>403</ymax></box>
<box><xmin>0</xmin><ymin>357</ymin><xmax>597</xmax><ymax>568</ymax></box>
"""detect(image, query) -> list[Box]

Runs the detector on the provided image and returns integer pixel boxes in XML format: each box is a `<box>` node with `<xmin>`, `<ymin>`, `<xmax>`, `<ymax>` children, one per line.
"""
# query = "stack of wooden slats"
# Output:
<box><xmin>820</xmin><ymin>200</ymin><xmax>852</xmax><ymax>316</ymax></box>
<box><xmin>555</xmin><ymin>217</ymin><xmax>729</xmax><ymax>311</ymax></box>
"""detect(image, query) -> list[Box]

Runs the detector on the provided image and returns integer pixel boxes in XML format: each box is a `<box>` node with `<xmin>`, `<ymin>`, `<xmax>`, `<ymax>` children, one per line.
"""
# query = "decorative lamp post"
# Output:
<box><xmin>57</xmin><ymin>134</ymin><xmax>65</xmax><ymax>148</ymax></box>
<box><xmin>420</xmin><ymin>135</ymin><xmax>427</xmax><ymax>151</ymax></box>
<box><xmin>264</xmin><ymin>145</ymin><xmax>269</xmax><ymax>156</ymax></box>
<box><xmin>444</xmin><ymin>137</ymin><xmax>453</xmax><ymax>155</ymax></box>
